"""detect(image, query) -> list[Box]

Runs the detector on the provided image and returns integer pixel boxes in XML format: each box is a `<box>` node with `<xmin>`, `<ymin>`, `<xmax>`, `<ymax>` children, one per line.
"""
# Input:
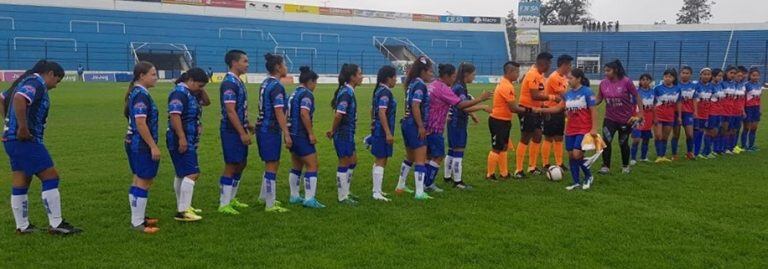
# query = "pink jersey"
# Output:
<box><xmin>427</xmin><ymin>79</ymin><xmax>461</xmax><ymax>134</ymax></box>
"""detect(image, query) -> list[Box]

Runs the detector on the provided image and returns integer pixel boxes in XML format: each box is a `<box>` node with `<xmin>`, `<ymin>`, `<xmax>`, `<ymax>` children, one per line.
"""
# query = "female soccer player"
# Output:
<box><xmin>400</xmin><ymin>56</ymin><xmax>434</xmax><ymax>200</ymax></box>
<box><xmin>693</xmin><ymin>68</ymin><xmax>714</xmax><ymax>158</ymax></box>
<box><xmin>706</xmin><ymin>69</ymin><xmax>726</xmax><ymax>156</ymax></box>
<box><xmin>125</xmin><ymin>61</ymin><xmax>160</xmax><ymax>233</ymax></box>
<box><xmin>4</xmin><ymin>60</ymin><xmax>82</xmax><ymax>235</ymax></box>
<box><xmin>673</xmin><ymin>66</ymin><xmax>698</xmax><ymax>160</ymax></box>
<box><xmin>595</xmin><ymin>60</ymin><xmax>642</xmax><ymax>174</ymax></box>
<box><xmin>719</xmin><ymin>66</ymin><xmax>737</xmax><ymax>155</ymax></box>
<box><xmin>730</xmin><ymin>66</ymin><xmax>748</xmax><ymax>154</ymax></box>
<box><xmin>167</xmin><ymin>67</ymin><xmax>210</xmax><ymax>222</ymax></box>
<box><xmin>486</xmin><ymin>62</ymin><xmax>528</xmax><ymax>180</ymax></box>
<box><xmin>367</xmin><ymin>65</ymin><xmax>398</xmax><ymax>201</ymax></box>
<box><xmin>630</xmin><ymin>73</ymin><xmax>655</xmax><ymax>164</ymax></box>
<box><xmin>743</xmin><ymin>68</ymin><xmax>762</xmax><ymax>151</ymax></box>
<box><xmin>256</xmin><ymin>53</ymin><xmax>291</xmax><ymax>213</ymax></box>
<box><xmin>537</xmin><ymin>69</ymin><xmax>598</xmax><ymax>190</ymax></box>
<box><xmin>424</xmin><ymin>64</ymin><xmax>491</xmax><ymax>192</ymax></box>
<box><xmin>328</xmin><ymin>63</ymin><xmax>363</xmax><ymax>205</ymax></box>
<box><xmin>653</xmin><ymin>69</ymin><xmax>682</xmax><ymax>163</ymax></box>
<box><xmin>287</xmin><ymin>66</ymin><xmax>325</xmax><ymax>208</ymax></box>
<box><xmin>218</xmin><ymin>50</ymin><xmax>251</xmax><ymax>215</ymax></box>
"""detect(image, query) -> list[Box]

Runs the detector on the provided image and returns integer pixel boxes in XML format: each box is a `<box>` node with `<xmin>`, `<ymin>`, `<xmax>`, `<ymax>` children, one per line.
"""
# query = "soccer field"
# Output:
<box><xmin>1</xmin><ymin>81</ymin><xmax>767</xmax><ymax>268</ymax></box>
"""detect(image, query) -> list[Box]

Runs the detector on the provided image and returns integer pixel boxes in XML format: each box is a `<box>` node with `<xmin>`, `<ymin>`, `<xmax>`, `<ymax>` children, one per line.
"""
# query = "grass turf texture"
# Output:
<box><xmin>0</xmin><ymin>81</ymin><xmax>766</xmax><ymax>268</ymax></box>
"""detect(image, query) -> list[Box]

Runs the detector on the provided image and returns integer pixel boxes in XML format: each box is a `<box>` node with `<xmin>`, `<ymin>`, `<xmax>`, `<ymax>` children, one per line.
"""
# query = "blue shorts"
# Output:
<box><xmin>289</xmin><ymin>135</ymin><xmax>316</xmax><ymax>157</ymax></box>
<box><xmin>368</xmin><ymin>135</ymin><xmax>393</xmax><ymax>159</ymax></box>
<box><xmin>728</xmin><ymin>115</ymin><xmax>743</xmax><ymax>129</ymax></box>
<box><xmin>221</xmin><ymin>130</ymin><xmax>248</xmax><ymax>164</ymax></box>
<box><xmin>694</xmin><ymin>119</ymin><xmax>708</xmax><ymax>130</ymax></box>
<box><xmin>426</xmin><ymin>133</ymin><xmax>446</xmax><ymax>158</ymax></box>
<box><xmin>169</xmin><ymin>149</ymin><xmax>200</xmax><ymax>177</ymax></box>
<box><xmin>447</xmin><ymin>125</ymin><xmax>468</xmax><ymax>149</ymax></box>
<box><xmin>333</xmin><ymin>136</ymin><xmax>355</xmax><ymax>158</ymax></box>
<box><xmin>707</xmin><ymin>115</ymin><xmax>722</xmax><ymax>129</ymax></box>
<box><xmin>401</xmin><ymin>120</ymin><xmax>425</xmax><ymax>149</ymax></box>
<box><xmin>565</xmin><ymin>134</ymin><xmax>585</xmax><ymax>151</ymax></box>
<box><xmin>632</xmin><ymin>129</ymin><xmax>652</xmax><ymax>139</ymax></box>
<box><xmin>657</xmin><ymin>121</ymin><xmax>675</xmax><ymax>127</ymax></box>
<box><xmin>256</xmin><ymin>130</ymin><xmax>282</xmax><ymax>162</ymax></box>
<box><xmin>679</xmin><ymin>112</ymin><xmax>695</xmax><ymax>126</ymax></box>
<box><xmin>745</xmin><ymin>106</ymin><xmax>761</xmax><ymax>123</ymax></box>
<box><xmin>125</xmin><ymin>144</ymin><xmax>159</xmax><ymax>179</ymax></box>
<box><xmin>4</xmin><ymin>141</ymin><xmax>54</xmax><ymax>177</ymax></box>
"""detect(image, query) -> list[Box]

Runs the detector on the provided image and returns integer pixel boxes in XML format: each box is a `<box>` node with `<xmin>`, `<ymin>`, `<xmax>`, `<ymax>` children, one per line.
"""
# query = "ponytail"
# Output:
<box><xmin>4</xmin><ymin>60</ymin><xmax>64</xmax><ymax>115</ymax></box>
<box><xmin>404</xmin><ymin>56</ymin><xmax>432</xmax><ymax>90</ymax></box>
<box><xmin>455</xmin><ymin>62</ymin><xmax>476</xmax><ymax>88</ymax></box>
<box><xmin>124</xmin><ymin>61</ymin><xmax>155</xmax><ymax>118</ymax></box>
<box><xmin>331</xmin><ymin>63</ymin><xmax>360</xmax><ymax>108</ymax></box>
<box><xmin>175</xmin><ymin>67</ymin><xmax>209</xmax><ymax>85</ymax></box>
<box><xmin>571</xmin><ymin>68</ymin><xmax>590</xmax><ymax>87</ymax></box>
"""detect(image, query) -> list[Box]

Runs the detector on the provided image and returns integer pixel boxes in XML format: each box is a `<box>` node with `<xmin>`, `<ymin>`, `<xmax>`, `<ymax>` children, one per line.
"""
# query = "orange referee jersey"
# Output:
<box><xmin>519</xmin><ymin>65</ymin><xmax>546</xmax><ymax>108</ymax></box>
<box><xmin>490</xmin><ymin>77</ymin><xmax>517</xmax><ymax>121</ymax></box>
<box><xmin>544</xmin><ymin>70</ymin><xmax>568</xmax><ymax>108</ymax></box>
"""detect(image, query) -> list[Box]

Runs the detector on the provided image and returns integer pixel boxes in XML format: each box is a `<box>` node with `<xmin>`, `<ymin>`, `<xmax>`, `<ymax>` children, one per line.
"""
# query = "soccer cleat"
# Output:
<box><xmin>670</xmin><ymin>155</ymin><xmax>679</xmax><ymax>161</ymax></box>
<box><xmin>734</xmin><ymin>146</ymin><xmax>744</xmax><ymax>154</ymax></box>
<box><xmin>218</xmin><ymin>204</ymin><xmax>240</xmax><ymax>215</ymax></box>
<box><xmin>49</xmin><ymin>221</ymin><xmax>83</xmax><ymax>235</ymax></box>
<box><xmin>485</xmin><ymin>174</ymin><xmax>498</xmax><ymax>181</ymax></box>
<box><xmin>705</xmin><ymin>153</ymin><xmax>717</xmax><ymax>159</ymax></box>
<box><xmin>302</xmin><ymin>198</ymin><xmax>326</xmax><ymax>208</ymax></box>
<box><xmin>132</xmin><ymin>222</ymin><xmax>159</xmax><ymax>234</ymax></box>
<box><xmin>582</xmin><ymin>177</ymin><xmax>594</xmax><ymax>190</ymax></box>
<box><xmin>559</xmin><ymin>165</ymin><xmax>569</xmax><ymax>172</ymax></box>
<box><xmin>686</xmin><ymin>152</ymin><xmax>696</xmax><ymax>160</ymax></box>
<box><xmin>145</xmin><ymin>217</ymin><xmax>159</xmax><ymax>227</ymax></box>
<box><xmin>598</xmin><ymin>166</ymin><xmax>610</xmax><ymax>174</ymax></box>
<box><xmin>348</xmin><ymin>193</ymin><xmax>361</xmax><ymax>202</ymax></box>
<box><xmin>338</xmin><ymin>198</ymin><xmax>358</xmax><ymax>206</ymax></box>
<box><xmin>15</xmin><ymin>224</ymin><xmax>37</xmax><ymax>235</ymax></box>
<box><xmin>528</xmin><ymin>167</ymin><xmax>543</xmax><ymax>176</ymax></box>
<box><xmin>629</xmin><ymin>160</ymin><xmax>638</xmax><ymax>166</ymax></box>
<box><xmin>174</xmin><ymin>209</ymin><xmax>203</xmax><ymax>222</ymax></box>
<box><xmin>265</xmin><ymin>205</ymin><xmax>290</xmax><ymax>213</ymax></box>
<box><xmin>189</xmin><ymin>206</ymin><xmax>203</xmax><ymax>213</ymax></box>
<box><xmin>696</xmin><ymin>154</ymin><xmax>707</xmax><ymax>159</ymax></box>
<box><xmin>565</xmin><ymin>183</ymin><xmax>581</xmax><ymax>191</ymax></box>
<box><xmin>425</xmin><ymin>184</ymin><xmax>444</xmax><ymax>193</ymax></box>
<box><xmin>372</xmin><ymin>192</ymin><xmax>391</xmax><ymax>202</ymax></box>
<box><xmin>230</xmin><ymin>198</ymin><xmax>250</xmax><ymax>208</ymax></box>
<box><xmin>724</xmin><ymin>150</ymin><xmax>734</xmax><ymax>155</ymax></box>
<box><xmin>655</xmin><ymin>157</ymin><xmax>671</xmax><ymax>163</ymax></box>
<box><xmin>289</xmin><ymin>196</ymin><xmax>305</xmax><ymax>205</ymax></box>
<box><xmin>414</xmin><ymin>193</ymin><xmax>434</xmax><ymax>200</ymax></box>
<box><xmin>621</xmin><ymin>167</ymin><xmax>631</xmax><ymax>174</ymax></box>
<box><xmin>443</xmin><ymin>177</ymin><xmax>453</xmax><ymax>184</ymax></box>
<box><xmin>395</xmin><ymin>186</ymin><xmax>414</xmax><ymax>195</ymax></box>
<box><xmin>641</xmin><ymin>158</ymin><xmax>652</xmax><ymax>163</ymax></box>
<box><xmin>513</xmin><ymin>171</ymin><xmax>526</xmax><ymax>179</ymax></box>
<box><xmin>453</xmin><ymin>181</ymin><xmax>473</xmax><ymax>190</ymax></box>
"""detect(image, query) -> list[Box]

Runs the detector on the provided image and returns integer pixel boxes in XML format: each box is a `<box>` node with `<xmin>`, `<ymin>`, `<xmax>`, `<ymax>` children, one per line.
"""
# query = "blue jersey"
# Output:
<box><xmin>334</xmin><ymin>84</ymin><xmax>357</xmax><ymax>139</ymax></box>
<box><xmin>3</xmin><ymin>74</ymin><xmax>49</xmax><ymax>144</ymax></box>
<box><xmin>166</xmin><ymin>83</ymin><xmax>202</xmax><ymax>151</ymax></box>
<box><xmin>448</xmin><ymin>83</ymin><xmax>471</xmax><ymax>128</ymax></box>
<box><xmin>219</xmin><ymin>72</ymin><xmax>248</xmax><ymax>132</ymax></box>
<box><xmin>287</xmin><ymin>86</ymin><xmax>314</xmax><ymax>138</ymax></box>
<box><xmin>257</xmin><ymin>76</ymin><xmax>286</xmax><ymax>133</ymax></box>
<box><xmin>637</xmin><ymin>87</ymin><xmax>655</xmax><ymax>111</ymax></box>
<box><xmin>370</xmin><ymin>84</ymin><xmax>396</xmax><ymax>137</ymax></box>
<box><xmin>403</xmin><ymin>78</ymin><xmax>430</xmax><ymax>123</ymax></box>
<box><xmin>125</xmin><ymin>85</ymin><xmax>158</xmax><ymax>152</ymax></box>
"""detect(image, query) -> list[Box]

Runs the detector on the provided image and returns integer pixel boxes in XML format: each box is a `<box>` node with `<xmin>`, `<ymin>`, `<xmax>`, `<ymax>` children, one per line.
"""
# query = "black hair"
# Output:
<box><xmin>503</xmin><ymin>61</ymin><xmax>520</xmax><ymax>74</ymax></box>
<box><xmin>404</xmin><ymin>56</ymin><xmax>432</xmax><ymax>90</ymax></box>
<box><xmin>725</xmin><ymin>65</ymin><xmax>737</xmax><ymax>73</ymax></box>
<box><xmin>437</xmin><ymin>63</ymin><xmax>456</xmax><ymax>78</ymax></box>
<box><xmin>264</xmin><ymin>53</ymin><xmax>284</xmax><ymax>74</ymax></box>
<box><xmin>455</xmin><ymin>62</ymin><xmax>476</xmax><ymax>87</ymax></box>
<box><xmin>175</xmin><ymin>67</ymin><xmax>209</xmax><ymax>85</ymax></box>
<box><xmin>224</xmin><ymin>49</ymin><xmax>247</xmax><ymax>68</ymax></box>
<box><xmin>604</xmin><ymin>59</ymin><xmax>627</xmax><ymax>79</ymax></box>
<box><xmin>4</xmin><ymin>60</ymin><xmax>65</xmax><ymax>115</ymax></box>
<box><xmin>680</xmin><ymin>66</ymin><xmax>693</xmax><ymax>73</ymax></box>
<box><xmin>712</xmin><ymin>68</ymin><xmax>723</xmax><ymax>78</ymax></box>
<box><xmin>639</xmin><ymin>73</ymin><xmax>653</xmax><ymax>82</ymax></box>
<box><xmin>298</xmin><ymin>66</ymin><xmax>318</xmax><ymax>84</ymax></box>
<box><xmin>331</xmin><ymin>63</ymin><xmax>360</xmax><ymax>108</ymax></box>
<box><xmin>536</xmin><ymin>52</ymin><xmax>553</xmax><ymax>61</ymax></box>
<box><xmin>737</xmin><ymin>65</ymin><xmax>748</xmax><ymax>74</ymax></box>
<box><xmin>557</xmin><ymin>54</ymin><xmax>574</xmax><ymax>67</ymax></box>
<box><xmin>571</xmin><ymin>68</ymin><xmax>590</xmax><ymax>87</ymax></box>
<box><xmin>663</xmin><ymin>68</ymin><xmax>678</xmax><ymax>85</ymax></box>
<box><xmin>699</xmin><ymin>68</ymin><xmax>713</xmax><ymax>84</ymax></box>
<box><xmin>124</xmin><ymin>61</ymin><xmax>155</xmax><ymax>118</ymax></box>
<box><xmin>375</xmin><ymin>65</ymin><xmax>397</xmax><ymax>87</ymax></box>
<box><xmin>749</xmin><ymin>67</ymin><xmax>761</xmax><ymax>75</ymax></box>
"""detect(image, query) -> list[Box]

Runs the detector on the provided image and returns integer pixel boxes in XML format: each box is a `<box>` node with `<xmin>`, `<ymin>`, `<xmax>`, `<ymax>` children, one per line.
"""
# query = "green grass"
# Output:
<box><xmin>0</xmin><ymin>81</ymin><xmax>766</xmax><ymax>268</ymax></box>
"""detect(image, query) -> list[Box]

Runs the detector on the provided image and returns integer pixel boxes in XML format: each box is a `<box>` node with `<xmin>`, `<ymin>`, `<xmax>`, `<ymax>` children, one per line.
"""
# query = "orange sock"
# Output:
<box><xmin>553</xmin><ymin>140</ymin><xmax>564</xmax><ymax>166</ymax></box>
<box><xmin>541</xmin><ymin>140</ymin><xmax>552</xmax><ymax>166</ymax></box>
<box><xmin>486</xmin><ymin>151</ymin><xmax>498</xmax><ymax>177</ymax></box>
<box><xmin>529</xmin><ymin>142</ymin><xmax>540</xmax><ymax>171</ymax></box>
<box><xmin>515</xmin><ymin>142</ymin><xmax>527</xmax><ymax>173</ymax></box>
<box><xmin>499</xmin><ymin>151</ymin><xmax>509</xmax><ymax>176</ymax></box>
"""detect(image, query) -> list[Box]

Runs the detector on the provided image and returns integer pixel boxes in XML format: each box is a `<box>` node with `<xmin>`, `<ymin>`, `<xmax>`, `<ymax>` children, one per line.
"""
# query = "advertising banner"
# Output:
<box><xmin>284</xmin><ymin>4</ymin><xmax>319</xmax><ymax>14</ymax></box>
<box><xmin>517</xmin><ymin>15</ymin><xmax>540</xmax><ymax>28</ymax></box>
<box><xmin>205</xmin><ymin>0</ymin><xmax>245</xmax><ymax>8</ymax></box>
<box><xmin>319</xmin><ymin>7</ymin><xmax>354</xmax><ymax>17</ymax></box>
<box><xmin>246</xmin><ymin>1</ymin><xmax>284</xmax><ymax>12</ymax></box>
<box><xmin>412</xmin><ymin>14</ymin><xmax>439</xmax><ymax>23</ymax></box>
<box><xmin>469</xmin><ymin>16</ymin><xmax>501</xmax><ymax>24</ymax></box>
<box><xmin>2</xmin><ymin>71</ymin><xmax>24</xmax><ymax>82</ymax></box>
<box><xmin>516</xmin><ymin>29</ymin><xmax>540</xmax><ymax>45</ymax></box>
<box><xmin>84</xmin><ymin>73</ymin><xmax>117</xmax><ymax>82</ymax></box>
<box><xmin>161</xmin><ymin>0</ymin><xmax>205</xmax><ymax>5</ymax></box>
<box><xmin>518</xmin><ymin>0</ymin><xmax>541</xmax><ymax>17</ymax></box>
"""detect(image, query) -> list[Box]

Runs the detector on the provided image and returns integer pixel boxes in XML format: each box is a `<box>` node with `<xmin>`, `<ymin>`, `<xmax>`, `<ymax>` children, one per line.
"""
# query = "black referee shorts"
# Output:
<box><xmin>488</xmin><ymin>116</ymin><xmax>511</xmax><ymax>151</ymax></box>
<box><xmin>542</xmin><ymin>112</ymin><xmax>566</xmax><ymax>136</ymax></box>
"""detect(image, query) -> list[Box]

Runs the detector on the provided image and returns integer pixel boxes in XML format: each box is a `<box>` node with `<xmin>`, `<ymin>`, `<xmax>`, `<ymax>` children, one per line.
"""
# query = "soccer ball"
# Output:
<box><xmin>546</xmin><ymin>166</ymin><xmax>563</xmax><ymax>181</ymax></box>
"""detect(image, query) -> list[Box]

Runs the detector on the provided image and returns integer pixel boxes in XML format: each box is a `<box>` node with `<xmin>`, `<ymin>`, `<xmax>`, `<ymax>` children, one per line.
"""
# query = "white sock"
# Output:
<box><xmin>289</xmin><ymin>170</ymin><xmax>301</xmax><ymax>198</ymax></box>
<box><xmin>347</xmin><ymin>166</ymin><xmax>355</xmax><ymax>195</ymax></box>
<box><xmin>372</xmin><ymin>165</ymin><xmax>384</xmax><ymax>195</ymax></box>
<box><xmin>414</xmin><ymin>165</ymin><xmax>425</xmax><ymax>196</ymax></box>
<box><xmin>444</xmin><ymin>155</ymin><xmax>454</xmax><ymax>179</ymax></box>
<box><xmin>259</xmin><ymin>178</ymin><xmax>267</xmax><ymax>201</ymax></box>
<box><xmin>219</xmin><ymin>177</ymin><xmax>234</xmax><ymax>207</ymax></box>
<box><xmin>398</xmin><ymin>161</ymin><xmax>412</xmax><ymax>189</ymax></box>
<box><xmin>231</xmin><ymin>178</ymin><xmax>240</xmax><ymax>200</ymax></box>
<box><xmin>428</xmin><ymin>160</ymin><xmax>441</xmax><ymax>188</ymax></box>
<box><xmin>337</xmin><ymin>168</ymin><xmax>349</xmax><ymax>201</ymax></box>
<box><xmin>41</xmin><ymin>182</ymin><xmax>62</xmax><ymax>228</ymax></box>
<box><xmin>173</xmin><ymin>176</ymin><xmax>182</xmax><ymax>202</ymax></box>
<box><xmin>453</xmin><ymin>157</ymin><xmax>463</xmax><ymax>183</ymax></box>
<box><xmin>178</xmin><ymin>177</ymin><xmax>195</xmax><ymax>212</ymax></box>
<box><xmin>129</xmin><ymin>187</ymin><xmax>148</xmax><ymax>227</ymax></box>
<box><xmin>305</xmin><ymin>172</ymin><xmax>318</xmax><ymax>200</ymax></box>
<box><xmin>265</xmin><ymin>172</ymin><xmax>277</xmax><ymax>208</ymax></box>
<box><xmin>11</xmin><ymin>190</ymin><xmax>29</xmax><ymax>229</ymax></box>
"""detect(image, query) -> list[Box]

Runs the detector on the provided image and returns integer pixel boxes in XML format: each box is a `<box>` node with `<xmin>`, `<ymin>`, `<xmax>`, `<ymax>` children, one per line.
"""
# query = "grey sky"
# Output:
<box><xmin>273</xmin><ymin>0</ymin><xmax>768</xmax><ymax>24</ymax></box>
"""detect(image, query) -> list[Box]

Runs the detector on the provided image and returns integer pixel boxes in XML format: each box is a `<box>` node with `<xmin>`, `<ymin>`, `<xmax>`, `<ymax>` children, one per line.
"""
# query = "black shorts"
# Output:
<box><xmin>518</xmin><ymin>110</ymin><xmax>543</xmax><ymax>133</ymax></box>
<box><xmin>488</xmin><ymin>116</ymin><xmax>511</xmax><ymax>151</ymax></box>
<box><xmin>542</xmin><ymin>112</ymin><xmax>566</xmax><ymax>136</ymax></box>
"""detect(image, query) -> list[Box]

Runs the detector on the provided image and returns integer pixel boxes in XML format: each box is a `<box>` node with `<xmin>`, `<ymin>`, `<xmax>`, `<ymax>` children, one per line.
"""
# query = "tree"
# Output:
<box><xmin>676</xmin><ymin>0</ymin><xmax>715</xmax><ymax>24</ymax></box>
<box><xmin>539</xmin><ymin>0</ymin><xmax>592</xmax><ymax>25</ymax></box>
<box><xmin>505</xmin><ymin>9</ymin><xmax>517</xmax><ymax>60</ymax></box>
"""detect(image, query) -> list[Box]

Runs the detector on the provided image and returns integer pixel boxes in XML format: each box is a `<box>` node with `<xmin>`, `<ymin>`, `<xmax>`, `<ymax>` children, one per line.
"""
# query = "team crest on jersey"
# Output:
<box><xmin>134</xmin><ymin>102</ymin><xmax>147</xmax><ymax>109</ymax></box>
<box><xmin>20</xmin><ymin>85</ymin><xmax>36</xmax><ymax>96</ymax></box>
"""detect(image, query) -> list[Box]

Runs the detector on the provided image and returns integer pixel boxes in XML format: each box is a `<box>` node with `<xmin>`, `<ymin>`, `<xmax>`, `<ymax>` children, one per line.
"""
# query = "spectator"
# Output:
<box><xmin>615</xmin><ymin>20</ymin><xmax>620</xmax><ymax>32</ymax></box>
<box><xmin>602</xmin><ymin>21</ymin><xmax>607</xmax><ymax>32</ymax></box>
<box><xmin>608</xmin><ymin>21</ymin><xmax>613</xmax><ymax>32</ymax></box>
<box><xmin>583</xmin><ymin>23</ymin><xmax>587</xmax><ymax>32</ymax></box>
<box><xmin>77</xmin><ymin>64</ymin><xmax>84</xmax><ymax>82</ymax></box>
